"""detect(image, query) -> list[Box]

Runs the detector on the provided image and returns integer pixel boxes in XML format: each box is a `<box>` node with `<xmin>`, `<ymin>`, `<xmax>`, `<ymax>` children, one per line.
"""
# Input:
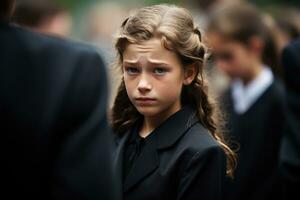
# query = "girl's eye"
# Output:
<box><xmin>125</xmin><ymin>67</ymin><xmax>140</xmax><ymax>75</ymax></box>
<box><xmin>153</xmin><ymin>67</ymin><xmax>167</xmax><ymax>75</ymax></box>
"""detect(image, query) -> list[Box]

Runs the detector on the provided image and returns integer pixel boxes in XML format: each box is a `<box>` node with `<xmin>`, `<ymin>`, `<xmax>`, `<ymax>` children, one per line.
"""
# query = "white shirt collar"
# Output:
<box><xmin>231</xmin><ymin>66</ymin><xmax>274</xmax><ymax>114</ymax></box>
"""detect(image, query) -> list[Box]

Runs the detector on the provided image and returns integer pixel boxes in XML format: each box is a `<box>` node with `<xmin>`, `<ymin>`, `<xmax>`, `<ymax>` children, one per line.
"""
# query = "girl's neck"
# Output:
<box><xmin>241</xmin><ymin>62</ymin><xmax>263</xmax><ymax>86</ymax></box>
<box><xmin>139</xmin><ymin>100</ymin><xmax>181</xmax><ymax>138</ymax></box>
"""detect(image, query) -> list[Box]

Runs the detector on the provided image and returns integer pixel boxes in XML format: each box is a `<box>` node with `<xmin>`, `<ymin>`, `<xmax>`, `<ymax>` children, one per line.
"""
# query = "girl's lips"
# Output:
<box><xmin>135</xmin><ymin>97</ymin><xmax>157</xmax><ymax>105</ymax></box>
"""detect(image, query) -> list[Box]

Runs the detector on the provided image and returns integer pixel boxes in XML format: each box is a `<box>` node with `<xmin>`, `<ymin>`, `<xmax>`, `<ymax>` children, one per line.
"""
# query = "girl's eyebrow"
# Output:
<box><xmin>149</xmin><ymin>62</ymin><xmax>170</xmax><ymax>67</ymax></box>
<box><xmin>123</xmin><ymin>60</ymin><xmax>139</xmax><ymax>65</ymax></box>
<box><xmin>123</xmin><ymin>60</ymin><xmax>170</xmax><ymax>67</ymax></box>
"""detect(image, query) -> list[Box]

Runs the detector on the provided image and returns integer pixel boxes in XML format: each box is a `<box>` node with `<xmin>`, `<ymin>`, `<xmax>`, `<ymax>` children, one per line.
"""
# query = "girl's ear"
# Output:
<box><xmin>183</xmin><ymin>64</ymin><xmax>197</xmax><ymax>85</ymax></box>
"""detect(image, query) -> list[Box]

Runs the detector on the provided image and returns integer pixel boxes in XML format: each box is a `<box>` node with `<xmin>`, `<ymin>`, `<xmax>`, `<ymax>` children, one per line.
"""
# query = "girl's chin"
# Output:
<box><xmin>135</xmin><ymin>106</ymin><xmax>161</xmax><ymax>117</ymax></box>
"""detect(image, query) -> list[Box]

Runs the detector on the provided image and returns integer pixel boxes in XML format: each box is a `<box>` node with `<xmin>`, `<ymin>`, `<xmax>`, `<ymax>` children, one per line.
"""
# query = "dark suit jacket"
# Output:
<box><xmin>113</xmin><ymin>106</ymin><xmax>227</xmax><ymax>200</ymax></box>
<box><xmin>0</xmin><ymin>21</ymin><xmax>117</xmax><ymax>200</ymax></box>
<box><xmin>280</xmin><ymin>38</ymin><xmax>300</xmax><ymax>199</ymax></box>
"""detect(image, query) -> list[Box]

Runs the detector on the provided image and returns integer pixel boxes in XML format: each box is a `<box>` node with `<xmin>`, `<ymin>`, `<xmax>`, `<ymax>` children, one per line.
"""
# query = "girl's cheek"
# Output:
<box><xmin>124</xmin><ymin>81</ymin><xmax>134</xmax><ymax>94</ymax></box>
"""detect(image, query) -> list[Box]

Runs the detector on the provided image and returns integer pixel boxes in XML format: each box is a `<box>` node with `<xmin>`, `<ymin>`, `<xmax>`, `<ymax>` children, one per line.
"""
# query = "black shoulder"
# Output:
<box><xmin>267</xmin><ymin>79</ymin><xmax>286</xmax><ymax>105</ymax></box>
<box><xmin>12</xmin><ymin>24</ymin><xmax>102</xmax><ymax>61</ymax></box>
<box><xmin>188</xmin><ymin>123</ymin><xmax>221</xmax><ymax>148</ymax></box>
<box><xmin>178</xmin><ymin>122</ymin><xmax>223</xmax><ymax>159</ymax></box>
<box><xmin>285</xmin><ymin>38</ymin><xmax>300</xmax><ymax>53</ymax></box>
<box><xmin>282</xmin><ymin>39</ymin><xmax>300</xmax><ymax>92</ymax></box>
<box><xmin>174</xmin><ymin>122</ymin><xmax>226</xmax><ymax>184</ymax></box>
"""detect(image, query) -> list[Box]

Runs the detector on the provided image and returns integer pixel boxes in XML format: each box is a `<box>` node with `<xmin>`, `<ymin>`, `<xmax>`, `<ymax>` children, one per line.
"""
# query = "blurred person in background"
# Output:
<box><xmin>270</xmin><ymin>6</ymin><xmax>300</xmax><ymax>54</ymax></box>
<box><xmin>12</xmin><ymin>0</ymin><xmax>72</xmax><ymax>37</ymax></box>
<box><xmin>207</xmin><ymin>2</ymin><xmax>286</xmax><ymax>200</ymax></box>
<box><xmin>1</xmin><ymin>0</ymin><xmax>117</xmax><ymax>199</ymax></box>
<box><xmin>280</xmin><ymin>38</ymin><xmax>300</xmax><ymax>200</ymax></box>
<box><xmin>183</xmin><ymin>0</ymin><xmax>242</xmax><ymax>99</ymax></box>
<box><xmin>185</xmin><ymin>0</ymin><xmax>242</xmax><ymax>14</ymax></box>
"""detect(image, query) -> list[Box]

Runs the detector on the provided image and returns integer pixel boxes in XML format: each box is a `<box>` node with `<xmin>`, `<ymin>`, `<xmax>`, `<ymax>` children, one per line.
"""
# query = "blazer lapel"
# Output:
<box><xmin>156</xmin><ymin>106</ymin><xmax>199</xmax><ymax>149</ymax></box>
<box><xmin>124</xmin><ymin>134</ymin><xmax>159</xmax><ymax>192</ymax></box>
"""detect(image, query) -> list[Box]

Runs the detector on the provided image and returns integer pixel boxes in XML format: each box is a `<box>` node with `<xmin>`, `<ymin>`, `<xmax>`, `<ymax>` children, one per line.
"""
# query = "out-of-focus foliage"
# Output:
<box><xmin>54</xmin><ymin>0</ymin><xmax>182</xmax><ymax>10</ymax></box>
<box><xmin>53</xmin><ymin>0</ymin><xmax>300</xmax><ymax>12</ymax></box>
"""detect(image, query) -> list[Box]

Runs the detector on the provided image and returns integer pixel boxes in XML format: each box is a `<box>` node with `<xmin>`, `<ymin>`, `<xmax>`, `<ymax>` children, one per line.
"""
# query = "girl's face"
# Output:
<box><xmin>122</xmin><ymin>37</ymin><xmax>193</xmax><ymax>117</ymax></box>
<box><xmin>208</xmin><ymin>32</ymin><xmax>257</xmax><ymax>79</ymax></box>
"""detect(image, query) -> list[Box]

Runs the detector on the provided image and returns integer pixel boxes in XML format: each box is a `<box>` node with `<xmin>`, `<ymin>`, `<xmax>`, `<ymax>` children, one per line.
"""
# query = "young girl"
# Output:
<box><xmin>111</xmin><ymin>4</ymin><xmax>236</xmax><ymax>200</ymax></box>
<box><xmin>206</xmin><ymin>2</ymin><xmax>286</xmax><ymax>200</ymax></box>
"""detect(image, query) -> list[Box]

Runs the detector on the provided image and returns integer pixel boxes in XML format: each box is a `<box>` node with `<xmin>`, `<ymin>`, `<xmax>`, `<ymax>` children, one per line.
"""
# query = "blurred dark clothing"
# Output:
<box><xmin>222</xmin><ymin>79</ymin><xmax>286</xmax><ymax>200</ymax></box>
<box><xmin>0</xmin><ymin>20</ymin><xmax>117</xmax><ymax>200</ymax></box>
<box><xmin>282</xmin><ymin>39</ymin><xmax>300</xmax><ymax>93</ymax></box>
<box><xmin>114</xmin><ymin>106</ymin><xmax>227</xmax><ymax>200</ymax></box>
<box><xmin>280</xmin><ymin>38</ymin><xmax>300</xmax><ymax>200</ymax></box>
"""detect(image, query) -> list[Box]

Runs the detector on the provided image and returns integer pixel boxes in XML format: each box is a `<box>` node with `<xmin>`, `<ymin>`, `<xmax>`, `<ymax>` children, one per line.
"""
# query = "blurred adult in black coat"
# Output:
<box><xmin>0</xmin><ymin>0</ymin><xmax>117</xmax><ymax>199</ymax></box>
<box><xmin>280</xmin><ymin>38</ymin><xmax>300</xmax><ymax>200</ymax></box>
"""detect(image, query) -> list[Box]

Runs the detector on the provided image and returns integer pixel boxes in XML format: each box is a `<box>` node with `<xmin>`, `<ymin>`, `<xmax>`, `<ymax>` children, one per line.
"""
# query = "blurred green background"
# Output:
<box><xmin>54</xmin><ymin>0</ymin><xmax>300</xmax><ymax>9</ymax></box>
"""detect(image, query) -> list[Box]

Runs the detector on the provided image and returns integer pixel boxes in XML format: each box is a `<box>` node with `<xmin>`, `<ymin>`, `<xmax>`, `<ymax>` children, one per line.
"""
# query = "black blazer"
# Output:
<box><xmin>0</xmin><ymin>21</ymin><xmax>117</xmax><ymax>200</ymax></box>
<box><xmin>113</xmin><ymin>106</ymin><xmax>227</xmax><ymax>200</ymax></box>
<box><xmin>280</xmin><ymin>38</ymin><xmax>300</xmax><ymax>199</ymax></box>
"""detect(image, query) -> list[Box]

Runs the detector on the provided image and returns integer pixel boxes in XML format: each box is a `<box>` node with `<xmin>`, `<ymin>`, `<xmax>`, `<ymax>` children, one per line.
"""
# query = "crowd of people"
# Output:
<box><xmin>1</xmin><ymin>0</ymin><xmax>299</xmax><ymax>199</ymax></box>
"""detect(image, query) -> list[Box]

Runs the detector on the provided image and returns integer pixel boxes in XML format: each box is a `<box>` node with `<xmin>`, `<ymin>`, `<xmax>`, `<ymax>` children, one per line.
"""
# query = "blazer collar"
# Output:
<box><xmin>156</xmin><ymin>105</ymin><xmax>199</xmax><ymax>149</ymax></box>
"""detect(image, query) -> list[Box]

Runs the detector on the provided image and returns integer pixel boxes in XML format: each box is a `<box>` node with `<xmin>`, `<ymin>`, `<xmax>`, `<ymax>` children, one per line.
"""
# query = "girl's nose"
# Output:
<box><xmin>137</xmin><ymin>75</ymin><xmax>152</xmax><ymax>93</ymax></box>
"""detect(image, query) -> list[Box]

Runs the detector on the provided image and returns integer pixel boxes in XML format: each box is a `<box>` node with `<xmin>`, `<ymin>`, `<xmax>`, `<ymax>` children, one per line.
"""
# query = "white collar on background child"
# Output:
<box><xmin>231</xmin><ymin>66</ymin><xmax>274</xmax><ymax>114</ymax></box>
